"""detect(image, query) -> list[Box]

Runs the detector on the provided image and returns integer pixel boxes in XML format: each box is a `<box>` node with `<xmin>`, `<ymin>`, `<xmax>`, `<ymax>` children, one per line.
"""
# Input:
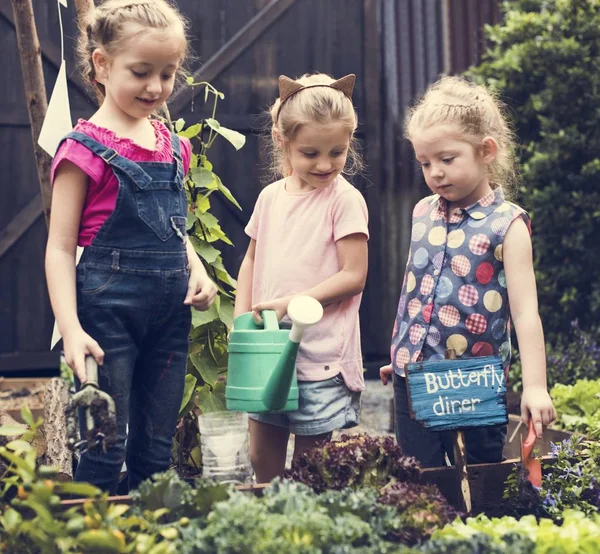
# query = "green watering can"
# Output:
<box><xmin>226</xmin><ymin>295</ymin><xmax>323</xmax><ymax>413</ymax></box>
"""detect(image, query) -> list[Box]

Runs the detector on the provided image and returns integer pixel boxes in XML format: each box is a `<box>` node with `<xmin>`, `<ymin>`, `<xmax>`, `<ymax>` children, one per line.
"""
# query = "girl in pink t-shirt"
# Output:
<box><xmin>45</xmin><ymin>0</ymin><xmax>216</xmax><ymax>493</ymax></box>
<box><xmin>234</xmin><ymin>73</ymin><xmax>369</xmax><ymax>483</ymax></box>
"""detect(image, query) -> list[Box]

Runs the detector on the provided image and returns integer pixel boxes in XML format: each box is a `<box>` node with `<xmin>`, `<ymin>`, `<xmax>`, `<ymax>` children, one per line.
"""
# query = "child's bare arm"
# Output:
<box><xmin>251</xmin><ymin>233</ymin><xmax>368</xmax><ymax>321</ymax></box>
<box><xmin>234</xmin><ymin>239</ymin><xmax>256</xmax><ymax>319</ymax></box>
<box><xmin>45</xmin><ymin>160</ymin><xmax>104</xmax><ymax>382</ymax></box>
<box><xmin>504</xmin><ymin>217</ymin><xmax>556</xmax><ymax>436</ymax></box>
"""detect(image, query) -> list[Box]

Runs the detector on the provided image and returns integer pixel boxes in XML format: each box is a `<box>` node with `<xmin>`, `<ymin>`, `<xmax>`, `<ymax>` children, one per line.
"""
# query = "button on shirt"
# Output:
<box><xmin>391</xmin><ymin>188</ymin><xmax>530</xmax><ymax>376</ymax></box>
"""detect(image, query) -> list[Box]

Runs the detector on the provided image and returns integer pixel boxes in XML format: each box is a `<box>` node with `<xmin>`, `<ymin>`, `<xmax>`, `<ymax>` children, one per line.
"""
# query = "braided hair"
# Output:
<box><xmin>405</xmin><ymin>76</ymin><xmax>519</xmax><ymax>197</ymax></box>
<box><xmin>77</xmin><ymin>0</ymin><xmax>189</xmax><ymax>100</ymax></box>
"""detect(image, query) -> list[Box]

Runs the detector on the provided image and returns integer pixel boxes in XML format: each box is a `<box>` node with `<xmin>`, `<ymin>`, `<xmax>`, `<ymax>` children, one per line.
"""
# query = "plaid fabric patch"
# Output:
<box><xmin>469</xmin><ymin>234</ymin><xmax>491</xmax><ymax>255</ymax></box>
<box><xmin>466</xmin><ymin>313</ymin><xmax>487</xmax><ymax>335</ymax></box>
<box><xmin>458</xmin><ymin>284</ymin><xmax>479</xmax><ymax>307</ymax></box>
<box><xmin>420</xmin><ymin>274</ymin><xmax>434</xmax><ymax>295</ymax></box>
<box><xmin>438</xmin><ymin>305</ymin><xmax>460</xmax><ymax>327</ymax></box>
<box><xmin>409</xmin><ymin>324</ymin><xmax>425</xmax><ymax>345</ymax></box>
<box><xmin>408</xmin><ymin>298</ymin><xmax>422</xmax><ymax>318</ymax></box>
<box><xmin>395</xmin><ymin>347</ymin><xmax>411</xmax><ymax>367</ymax></box>
<box><xmin>451</xmin><ymin>255</ymin><xmax>471</xmax><ymax>277</ymax></box>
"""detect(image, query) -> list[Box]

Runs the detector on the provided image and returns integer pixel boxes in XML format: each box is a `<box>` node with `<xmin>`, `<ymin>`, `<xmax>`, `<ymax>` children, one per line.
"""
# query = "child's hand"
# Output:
<box><xmin>184</xmin><ymin>269</ymin><xmax>217</xmax><ymax>310</ymax></box>
<box><xmin>521</xmin><ymin>385</ymin><xmax>557</xmax><ymax>438</ymax></box>
<box><xmin>380</xmin><ymin>364</ymin><xmax>393</xmax><ymax>386</ymax></box>
<box><xmin>251</xmin><ymin>296</ymin><xmax>293</xmax><ymax>324</ymax></box>
<box><xmin>63</xmin><ymin>328</ymin><xmax>104</xmax><ymax>384</ymax></box>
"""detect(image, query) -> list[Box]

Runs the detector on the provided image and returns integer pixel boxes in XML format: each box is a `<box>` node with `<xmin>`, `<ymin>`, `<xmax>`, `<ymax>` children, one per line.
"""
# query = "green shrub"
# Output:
<box><xmin>508</xmin><ymin>320</ymin><xmax>600</xmax><ymax>391</ymax></box>
<box><xmin>469</xmin><ymin>0</ymin><xmax>600</xmax><ymax>339</ymax></box>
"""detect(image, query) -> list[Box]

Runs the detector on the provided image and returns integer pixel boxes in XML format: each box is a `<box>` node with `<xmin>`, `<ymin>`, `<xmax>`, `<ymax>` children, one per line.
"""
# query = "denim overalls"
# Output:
<box><xmin>64</xmin><ymin>131</ymin><xmax>191</xmax><ymax>493</ymax></box>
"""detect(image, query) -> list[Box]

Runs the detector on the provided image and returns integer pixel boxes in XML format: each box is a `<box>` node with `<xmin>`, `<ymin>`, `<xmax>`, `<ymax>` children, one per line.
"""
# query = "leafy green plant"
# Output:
<box><xmin>550</xmin><ymin>378</ymin><xmax>600</xmax><ymax>433</ymax></box>
<box><xmin>378</xmin><ymin>482</ymin><xmax>460</xmax><ymax>546</ymax></box>
<box><xmin>175</xmin><ymin>79</ymin><xmax>245</xmax><ymax>418</ymax></box>
<box><xmin>432</xmin><ymin>509</ymin><xmax>600</xmax><ymax>553</ymax></box>
<box><xmin>284</xmin><ymin>434</ymin><xmax>422</xmax><ymax>493</ymax></box>
<box><xmin>508</xmin><ymin>320</ymin><xmax>600</xmax><ymax>392</ymax></box>
<box><xmin>469</xmin><ymin>0</ymin><xmax>600</xmax><ymax>340</ymax></box>
<box><xmin>0</xmin><ymin>415</ymin><xmax>232</xmax><ymax>553</ymax></box>
<box><xmin>162</xmin><ymin>81</ymin><xmax>245</xmax><ymax>477</ymax></box>
<box><xmin>505</xmin><ymin>433</ymin><xmax>600</xmax><ymax>520</ymax></box>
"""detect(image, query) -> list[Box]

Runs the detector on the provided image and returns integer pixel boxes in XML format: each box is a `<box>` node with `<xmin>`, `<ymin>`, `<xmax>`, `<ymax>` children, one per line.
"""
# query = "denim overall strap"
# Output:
<box><xmin>65</xmin><ymin>132</ymin><xmax>153</xmax><ymax>189</ymax></box>
<box><xmin>63</xmin><ymin>130</ymin><xmax>188</xmax><ymax>251</ymax></box>
<box><xmin>170</xmin><ymin>133</ymin><xmax>185</xmax><ymax>187</ymax></box>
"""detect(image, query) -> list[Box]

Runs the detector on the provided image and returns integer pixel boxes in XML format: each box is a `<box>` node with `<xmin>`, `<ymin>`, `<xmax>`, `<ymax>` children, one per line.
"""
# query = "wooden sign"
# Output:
<box><xmin>406</xmin><ymin>355</ymin><xmax>507</xmax><ymax>432</ymax></box>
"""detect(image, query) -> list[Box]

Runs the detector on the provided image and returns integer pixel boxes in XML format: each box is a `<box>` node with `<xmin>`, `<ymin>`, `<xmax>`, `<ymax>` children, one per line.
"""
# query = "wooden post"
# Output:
<box><xmin>10</xmin><ymin>0</ymin><xmax>82</xmax><ymax>478</ymax></box>
<box><xmin>446</xmin><ymin>348</ymin><xmax>472</xmax><ymax>514</ymax></box>
<box><xmin>11</xmin><ymin>0</ymin><xmax>52</xmax><ymax>225</ymax></box>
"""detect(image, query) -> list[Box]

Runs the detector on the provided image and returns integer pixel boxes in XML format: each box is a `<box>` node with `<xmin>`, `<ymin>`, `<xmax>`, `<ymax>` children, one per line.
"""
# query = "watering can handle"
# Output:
<box><xmin>261</xmin><ymin>310</ymin><xmax>279</xmax><ymax>331</ymax></box>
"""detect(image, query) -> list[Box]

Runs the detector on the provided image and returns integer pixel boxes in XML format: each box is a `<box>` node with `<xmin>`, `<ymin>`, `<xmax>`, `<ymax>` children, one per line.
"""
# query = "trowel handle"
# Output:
<box><xmin>85</xmin><ymin>356</ymin><xmax>99</xmax><ymax>387</ymax></box>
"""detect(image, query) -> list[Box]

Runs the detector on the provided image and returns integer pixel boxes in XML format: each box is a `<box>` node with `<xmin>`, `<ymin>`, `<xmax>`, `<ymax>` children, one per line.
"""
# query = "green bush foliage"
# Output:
<box><xmin>509</xmin><ymin>320</ymin><xmax>600</xmax><ymax>391</ymax></box>
<box><xmin>469</xmin><ymin>0</ymin><xmax>600</xmax><ymax>339</ymax></box>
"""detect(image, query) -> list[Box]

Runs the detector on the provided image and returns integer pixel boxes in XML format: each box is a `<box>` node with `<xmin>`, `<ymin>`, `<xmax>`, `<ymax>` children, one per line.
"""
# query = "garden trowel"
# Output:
<box><xmin>65</xmin><ymin>356</ymin><xmax>117</xmax><ymax>455</ymax></box>
<box><xmin>520</xmin><ymin>418</ymin><xmax>542</xmax><ymax>488</ymax></box>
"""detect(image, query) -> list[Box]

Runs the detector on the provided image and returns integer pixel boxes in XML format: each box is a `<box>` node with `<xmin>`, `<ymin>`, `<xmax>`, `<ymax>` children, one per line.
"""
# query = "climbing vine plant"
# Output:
<box><xmin>173</xmin><ymin>79</ymin><xmax>244</xmax><ymax>421</ymax></box>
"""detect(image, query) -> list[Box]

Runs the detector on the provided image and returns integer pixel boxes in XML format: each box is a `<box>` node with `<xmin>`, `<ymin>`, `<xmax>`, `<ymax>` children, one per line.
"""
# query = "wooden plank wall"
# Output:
<box><xmin>0</xmin><ymin>0</ymin><xmax>500</xmax><ymax>369</ymax></box>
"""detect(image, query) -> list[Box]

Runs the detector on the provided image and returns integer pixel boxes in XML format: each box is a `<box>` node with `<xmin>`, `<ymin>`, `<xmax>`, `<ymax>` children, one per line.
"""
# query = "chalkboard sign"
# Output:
<box><xmin>406</xmin><ymin>356</ymin><xmax>507</xmax><ymax>432</ymax></box>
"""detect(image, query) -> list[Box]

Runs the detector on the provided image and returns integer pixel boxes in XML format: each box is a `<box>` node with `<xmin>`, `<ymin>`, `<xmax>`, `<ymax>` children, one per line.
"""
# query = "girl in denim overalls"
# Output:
<box><xmin>45</xmin><ymin>0</ymin><xmax>217</xmax><ymax>493</ymax></box>
<box><xmin>380</xmin><ymin>76</ymin><xmax>556</xmax><ymax>468</ymax></box>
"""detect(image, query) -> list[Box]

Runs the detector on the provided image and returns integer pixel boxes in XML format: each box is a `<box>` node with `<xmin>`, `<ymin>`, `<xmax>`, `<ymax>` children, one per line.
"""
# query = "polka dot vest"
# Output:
<box><xmin>391</xmin><ymin>188</ymin><xmax>530</xmax><ymax>376</ymax></box>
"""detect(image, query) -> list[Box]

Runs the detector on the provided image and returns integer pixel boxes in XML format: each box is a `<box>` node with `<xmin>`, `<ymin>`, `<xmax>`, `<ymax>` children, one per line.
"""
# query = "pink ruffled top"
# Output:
<box><xmin>51</xmin><ymin>119</ymin><xmax>191</xmax><ymax>246</ymax></box>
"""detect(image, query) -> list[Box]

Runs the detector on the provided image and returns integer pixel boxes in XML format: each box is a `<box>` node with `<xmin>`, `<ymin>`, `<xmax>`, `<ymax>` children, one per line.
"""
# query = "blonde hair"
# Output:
<box><xmin>267</xmin><ymin>73</ymin><xmax>363</xmax><ymax>179</ymax></box>
<box><xmin>78</xmin><ymin>0</ymin><xmax>189</xmax><ymax>101</ymax></box>
<box><xmin>405</xmin><ymin>75</ymin><xmax>519</xmax><ymax>197</ymax></box>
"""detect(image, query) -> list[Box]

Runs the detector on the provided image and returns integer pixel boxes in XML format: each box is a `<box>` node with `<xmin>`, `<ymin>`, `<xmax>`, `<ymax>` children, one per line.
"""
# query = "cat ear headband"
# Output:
<box><xmin>275</xmin><ymin>74</ymin><xmax>356</xmax><ymax>121</ymax></box>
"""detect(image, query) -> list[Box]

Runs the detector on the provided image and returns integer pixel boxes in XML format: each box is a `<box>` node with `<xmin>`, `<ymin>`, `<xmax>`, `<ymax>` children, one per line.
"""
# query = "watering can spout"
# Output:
<box><xmin>261</xmin><ymin>296</ymin><xmax>323</xmax><ymax>411</ymax></box>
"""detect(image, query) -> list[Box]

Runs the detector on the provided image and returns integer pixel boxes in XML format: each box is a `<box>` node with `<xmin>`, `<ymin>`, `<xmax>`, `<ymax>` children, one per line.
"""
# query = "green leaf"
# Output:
<box><xmin>190</xmin><ymin>350</ymin><xmax>219</xmax><ymax>386</ymax></box>
<box><xmin>180</xmin><ymin>374</ymin><xmax>197</xmax><ymax>412</ymax></box>
<box><xmin>191</xmin><ymin>302</ymin><xmax>219</xmax><ymax>327</ymax></box>
<box><xmin>205</xmin><ymin>118</ymin><xmax>246</xmax><ymax>150</ymax></box>
<box><xmin>178</xmin><ymin>123</ymin><xmax>202</xmax><ymax>139</ymax></box>
<box><xmin>190</xmin><ymin>167</ymin><xmax>218</xmax><ymax>190</ymax></box>
<box><xmin>175</xmin><ymin>118</ymin><xmax>185</xmax><ymax>133</ymax></box>
<box><xmin>194</xmin><ymin>242</ymin><xmax>221</xmax><ymax>264</ymax></box>
<box><xmin>198</xmin><ymin>212</ymin><xmax>219</xmax><ymax>229</ymax></box>
<box><xmin>57</xmin><ymin>482</ymin><xmax>102</xmax><ymax>497</ymax></box>
<box><xmin>186</xmin><ymin>211</ymin><xmax>196</xmax><ymax>231</ymax></box>
<box><xmin>194</xmin><ymin>194</ymin><xmax>211</xmax><ymax>214</ymax></box>
<box><xmin>217</xmin><ymin>296</ymin><xmax>235</xmax><ymax>329</ymax></box>
<box><xmin>196</xmin><ymin>382</ymin><xmax>227</xmax><ymax>413</ymax></box>
<box><xmin>6</xmin><ymin>440</ymin><xmax>32</xmax><ymax>453</ymax></box>
<box><xmin>0</xmin><ymin>425</ymin><xmax>27</xmax><ymax>437</ymax></box>
<box><xmin>214</xmin><ymin>174</ymin><xmax>242</xmax><ymax>210</ymax></box>
<box><xmin>20</xmin><ymin>403</ymin><xmax>35</xmax><ymax>427</ymax></box>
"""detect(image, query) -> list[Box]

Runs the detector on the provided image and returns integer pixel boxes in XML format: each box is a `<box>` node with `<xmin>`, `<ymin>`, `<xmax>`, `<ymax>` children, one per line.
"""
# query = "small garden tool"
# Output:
<box><xmin>520</xmin><ymin>418</ymin><xmax>542</xmax><ymax>488</ymax></box>
<box><xmin>65</xmin><ymin>356</ymin><xmax>117</xmax><ymax>455</ymax></box>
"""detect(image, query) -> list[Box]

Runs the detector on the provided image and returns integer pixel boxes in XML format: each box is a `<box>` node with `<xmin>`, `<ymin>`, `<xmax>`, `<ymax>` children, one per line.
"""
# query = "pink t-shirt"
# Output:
<box><xmin>245</xmin><ymin>176</ymin><xmax>369</xmax><ymax>392</ymax></box>
<box><xmin>51</xmin><ymin>119</ymin><xmax>192</xmax><ymax>246</ymax></box>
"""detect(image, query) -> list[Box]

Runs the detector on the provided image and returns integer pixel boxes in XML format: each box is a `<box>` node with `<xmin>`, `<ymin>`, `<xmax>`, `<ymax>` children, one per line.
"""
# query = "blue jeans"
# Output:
<box><xmin>75</xmin><ymin>247</ymin><xmax>191</xmax><ymax>493</ymax></box>
<box><xmin>393</xmin><ymin>373</ymin><xmax>506</xmax><ymax>468</ymax></box>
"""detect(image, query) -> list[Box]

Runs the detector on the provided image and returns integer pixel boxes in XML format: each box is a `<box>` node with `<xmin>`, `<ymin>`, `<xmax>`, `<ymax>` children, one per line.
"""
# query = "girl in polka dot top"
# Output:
<box><xmin>380</xmin><ymin>76</ymin><xmax>556</xmax><ymax>468</ymax></box>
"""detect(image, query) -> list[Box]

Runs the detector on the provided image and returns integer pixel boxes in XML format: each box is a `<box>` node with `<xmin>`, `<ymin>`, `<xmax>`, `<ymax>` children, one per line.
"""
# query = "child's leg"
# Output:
<box><xmin>73</xmin><ymin>347</ymin><xmax>133</xmax><ymax>493</ymax></box>
<box><xmin>393</xmin><ymin>373</ymin><xmax>447</xmax><ymax>468</ymax></box>
<box><xmin>293</xmin><ymin>432</ymin><xmax>332</xmax><ymax>460</ymax></box>
<box><xmin>444</xmin><ymin>425</ymin><xmax>507</xmax><ymax>465</ymax></box>
<box><xmin>289</xmin><ymin>374</ymin><xmax>361</xmax><ymax>454</ymax></box>
<box><xmin>126</xmin><ymin>294</ymin><xmax>191</xmax><ymax>491</ymax></box>
<box><xmin>248</xmin><ymin>418</ymin><xmax>290</xmax><ymax>483</ymax></box>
